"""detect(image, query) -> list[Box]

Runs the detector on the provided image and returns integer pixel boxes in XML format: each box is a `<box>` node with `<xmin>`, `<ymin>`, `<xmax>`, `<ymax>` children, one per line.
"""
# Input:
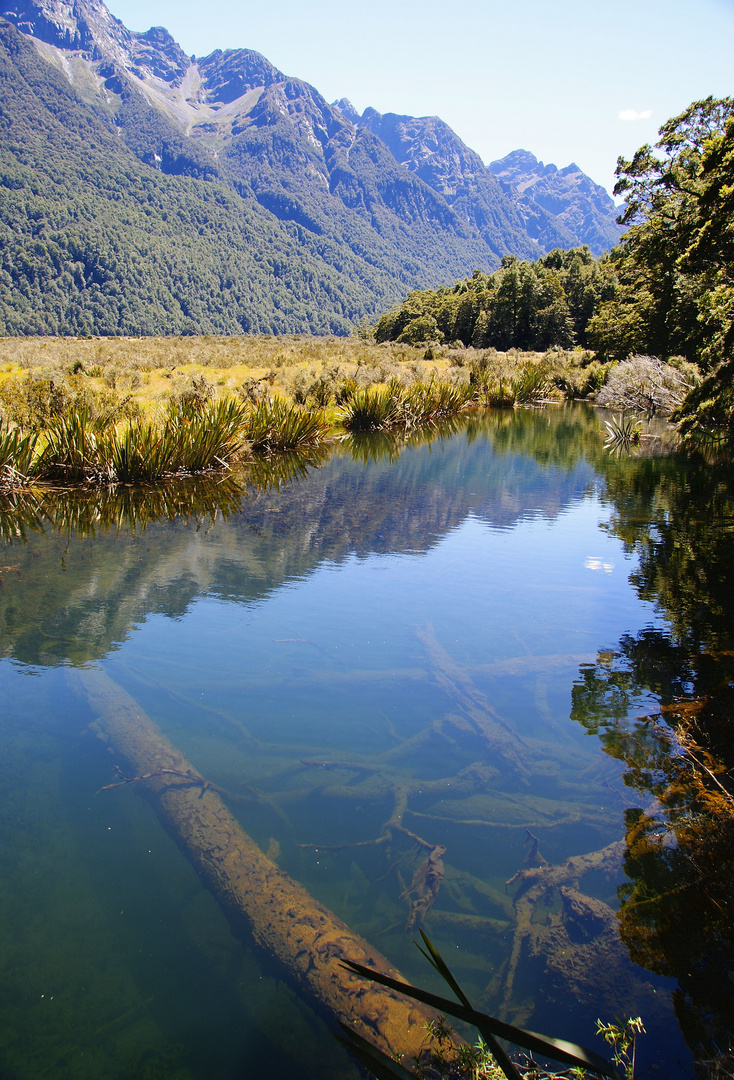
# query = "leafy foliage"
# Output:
<box><xmin>587</xmin><ymin>97</ymin><xmax>734</xmax><ymax>445</ymax></box>
<box><xmin>570</xmin><ymin>454</ymin><xmax>734</xmax><ymax>1063</ymax></box>
<box><xmin>0</xmin><ymin>416</ymin><xmax>37</xmax><ymax>480</ymax></box>
<box><xmin>374</xmin><ymin>248</ymin><xmax>610</xmax><ymax>351</ymax></box>
<box><xmin>595</xmin><ymin>1018</ymin><xmax>645</xmax><ymax>1080</ymax></box>
<box><xmin>339</xmin><ymin>377</ymin><xmax>475</xmax><ymax>431</ymax></box>
<box><xmin>0</xmin><ymin>389</ymin><xmax>333</xmax><ymax>488</ymax></box>
<box><xmin>244</xmin><ymin>396</ymin><xmax>330</xmax><ymax>452</ymax></box>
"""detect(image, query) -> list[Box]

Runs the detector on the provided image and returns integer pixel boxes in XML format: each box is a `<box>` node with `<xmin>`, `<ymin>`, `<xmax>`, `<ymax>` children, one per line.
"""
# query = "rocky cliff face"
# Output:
<box><xmin>3</xmin><ymin>0</ymin><xmax>622</xmax><ymax>259</ymax></box>
<box><xmin>489</xmin><ymin>149</ymin><xmax>623</xmax><ymax>254</ymax></box>
<box><xmin>358</xmin><ymin>107</ymin><xmax>540</xmax><ymax>260</ymax></box>
<box><xmin>359</xmin><ymin>110</ymin><xmax>622</xmax><ymax>257</ymax></box>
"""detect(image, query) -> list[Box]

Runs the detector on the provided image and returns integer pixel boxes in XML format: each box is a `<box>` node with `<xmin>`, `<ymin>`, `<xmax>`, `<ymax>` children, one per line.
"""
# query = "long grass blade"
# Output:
<box><xmin>415</xmin><ymin>928</ymin><xmax>472</xmax><ymax>1010</ymax></box>
<box><xmin>341</xmin><ymin>959</ymin><xmax>621</xmax><ymax>1079</ymax></box>
<box><xmin>413</xmin><ymin>932</ymin><xmax>520</xmax><ymax>1080</ymax></box>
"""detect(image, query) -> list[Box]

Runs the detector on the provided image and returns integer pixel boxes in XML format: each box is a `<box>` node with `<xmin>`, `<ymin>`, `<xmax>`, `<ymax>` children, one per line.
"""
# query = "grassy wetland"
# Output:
<box><xmin>0</xmin><ymin>335</ymin><xmax>618</xmax><ymax>487</ymax></box>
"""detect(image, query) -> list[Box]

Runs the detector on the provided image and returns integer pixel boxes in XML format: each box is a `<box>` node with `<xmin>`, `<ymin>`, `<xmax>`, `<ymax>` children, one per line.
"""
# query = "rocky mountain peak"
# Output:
<box><xmin>130</xmin><ymin>25</ymin><xmax>190</xmax><ymax>84</ymax></box>
<box><xmin>197</xmin><ymin>48</ymin><xmax>285</xmax><ymax>103</ymax></box>
<box><xmin>331</xmin><ymin>97</ymin><xmax>360</xmax><ymax>124</ymax></box>
<box><xmin>0</xmin><ymin>0</ymin><xmax>626</xmax><ymax>346</ymax></box>
<box><xmin>489</xmin><ymin>149</ymin><xmax>622</xmax><ymax>253</ymax></box>
<box><xmin>1</xmin><ymin>0</ymin><xmax>133</xmax><ymax>60</ymax></box>
<box><xmin>489</xmin><ymin>149</ymin><xmax>559</xmax><ymax>180</ymax></box>
<box><xmin>358</xmin><ymin>108</ymin><xmax>484</xmax><ymax>193</ymax></box>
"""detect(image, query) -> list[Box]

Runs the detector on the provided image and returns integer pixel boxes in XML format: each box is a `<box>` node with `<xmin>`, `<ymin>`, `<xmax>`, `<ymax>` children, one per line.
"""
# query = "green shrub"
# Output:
<box><xmin>339</xmin><ymin>383</ymin><xmax>408</xmax><ymax>431</ymax></box>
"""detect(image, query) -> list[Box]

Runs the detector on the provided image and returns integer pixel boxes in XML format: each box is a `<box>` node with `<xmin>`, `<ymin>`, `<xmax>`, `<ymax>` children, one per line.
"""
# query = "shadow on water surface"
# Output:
<box><xmin>0</xmin><ymin>404</ymin><xmax>729</xmax><ymax>1078</ymax></box>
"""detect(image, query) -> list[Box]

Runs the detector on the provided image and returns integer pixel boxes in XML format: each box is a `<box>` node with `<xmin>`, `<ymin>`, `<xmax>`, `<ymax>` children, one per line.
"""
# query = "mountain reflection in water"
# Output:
<box><xmin>0</xmin><ymin>404</ymin><xmax>730</xmax><ymax>1080</ymax></box>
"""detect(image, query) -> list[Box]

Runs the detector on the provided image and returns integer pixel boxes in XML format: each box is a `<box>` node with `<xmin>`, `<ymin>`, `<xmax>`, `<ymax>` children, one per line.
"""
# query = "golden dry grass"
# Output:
<box><xmin>0</xmin><ymin>335</ymin><xmax>586</xmax><ymax>432</ymax></box>
<box><xmin>0</xmin><ymin>335</ymin><xmax>447</xmax><ymax>411</ymax></box>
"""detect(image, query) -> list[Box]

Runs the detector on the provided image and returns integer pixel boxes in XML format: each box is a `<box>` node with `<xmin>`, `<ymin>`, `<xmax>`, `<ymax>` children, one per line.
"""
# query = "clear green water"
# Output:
<box><xmin>1</xmin><ymin>405</ymin><xmax>731</xmax><ymax>1079</ymax></box>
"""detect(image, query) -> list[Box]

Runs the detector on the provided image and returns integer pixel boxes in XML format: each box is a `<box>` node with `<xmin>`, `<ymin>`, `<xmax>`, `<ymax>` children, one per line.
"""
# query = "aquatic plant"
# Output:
<box><xmin>596</xmin><ymin>1017</ymin><xmax>645</xmax><ymax>1080</ymax></box>
<box><xmin>511</xmin><ymin>364</ymin><xmax>552</xmax><ymax>405</ymax></box>
<box><xmin>340</xmin><ymin>931</ymin><xmax>620</xmax><ymax>1080</ymax></box>
<box><xmin>33</xmin><ymin>406</ymin><xmax>104</xmax><ymax>482</ymax></box>
<box><xmin>98</xmin><ymin>418</ymin><xmax>179</xmax><ymax>483</ymax></box>
<box><xmin>244</xmin><ymin>396</ymin><xmax>330</xmax><ymax>452</ymax></box>
<box><xmin>603</xmin><ymin>412</ymin><xmax>642</xmax><ymax>451</ymax></box>
<box><xmin>471</xmin><ymin>370</ymin><xmax>517</xmax><ymax>407</ymax></box>
<box><xmin>0</xmin><ymin>390</ymin><xmax>331</xmax><ymax>487</ymax></box>
<box><xmin>340</xmin><ymin>377</ymin><xmax>474</xmax><ymax>431</ymax></box>
<box><xmin>339</xmin><ymin>382</ymin><xmax>409</xmax><ymax>431</ymax></box>
<box><xmin>165</xmin><ymin>396</ymin><xmax>249</xmax><ymax>472</ymax></box>
<box><xmin>405</xmin><ymin>377</ymin><xmax>475</xmax><ymax>422</ymax></box>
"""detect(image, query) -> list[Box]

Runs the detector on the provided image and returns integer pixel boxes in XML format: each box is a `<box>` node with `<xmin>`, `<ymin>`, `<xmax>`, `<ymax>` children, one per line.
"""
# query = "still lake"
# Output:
<box><xmin>0</xmin><ymin>403</ymin><xmax>730</xmax><ymax>1079</ymax></box>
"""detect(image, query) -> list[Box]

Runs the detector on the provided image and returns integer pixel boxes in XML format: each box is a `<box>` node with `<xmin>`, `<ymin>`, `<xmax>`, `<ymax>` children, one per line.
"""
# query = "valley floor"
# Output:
<box><xmin>0</xmin><ymin>335</ymin><xmax>588</xmax><ymax>422</ymax></box>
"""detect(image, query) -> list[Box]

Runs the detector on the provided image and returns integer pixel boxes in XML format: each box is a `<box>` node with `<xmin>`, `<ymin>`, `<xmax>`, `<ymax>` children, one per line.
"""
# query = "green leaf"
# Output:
<box><xmin>415</xmin><ymin>928</ymin><xmax>472</xmax><ymax>1010</ymax></box>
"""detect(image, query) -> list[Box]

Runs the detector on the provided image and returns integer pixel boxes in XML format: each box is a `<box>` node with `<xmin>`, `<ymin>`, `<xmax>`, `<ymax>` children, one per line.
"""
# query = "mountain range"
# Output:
<box><xmin>0</xmin><ymin>0</ymin><xmax>624</xmax><ymax>335</ymax></box>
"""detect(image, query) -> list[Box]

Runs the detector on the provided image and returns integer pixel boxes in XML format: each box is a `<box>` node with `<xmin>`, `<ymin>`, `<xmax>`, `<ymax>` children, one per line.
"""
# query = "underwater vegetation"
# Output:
<box><xmin>1</xmin><ymin>403</ymin><xmax>723</xmax><ymax>1079</ymax></box>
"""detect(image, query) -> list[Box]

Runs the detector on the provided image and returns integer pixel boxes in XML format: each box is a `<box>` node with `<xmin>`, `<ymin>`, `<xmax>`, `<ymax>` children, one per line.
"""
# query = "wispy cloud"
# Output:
<box><xmin>618</xmin><ymin>109</ymin><xmax>652</xmax><ymax>122</ymax></box>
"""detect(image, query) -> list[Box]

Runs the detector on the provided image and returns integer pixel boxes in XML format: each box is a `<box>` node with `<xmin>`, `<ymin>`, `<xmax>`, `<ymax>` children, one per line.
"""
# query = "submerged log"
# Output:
<box><xmin>71</xmin><ymin>667</ymin><xmax>441</xmax><ymax>1062</ymax></box>
<box><xmin>416</xmin><ymin>623</ymin><xmax>530</xmax><ymax>778</ymax></box>
<box><xmin>401</xmin><ymin>844</ymin><xmax>446</xmax><ymax>934</ymax></box>
<box><xmin>499</xmin><ymin>839</ymin><xmax>667</xmax><ymax>1030</ymax></box>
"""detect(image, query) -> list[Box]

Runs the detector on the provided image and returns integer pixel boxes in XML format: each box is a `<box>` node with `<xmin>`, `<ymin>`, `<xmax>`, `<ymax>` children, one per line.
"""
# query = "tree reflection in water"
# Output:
<box><xmin>571</xmin><ymin>454</ymin><xmax>734</xmax><ymax>1071</ymax></box>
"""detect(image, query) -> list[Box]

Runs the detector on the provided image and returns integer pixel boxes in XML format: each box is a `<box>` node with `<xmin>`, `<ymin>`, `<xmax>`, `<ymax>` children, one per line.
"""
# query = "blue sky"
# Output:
<box><xmin>107</xmin><ymin>0</ymin><xmax>734</xmax><ymax>196</ymax></box>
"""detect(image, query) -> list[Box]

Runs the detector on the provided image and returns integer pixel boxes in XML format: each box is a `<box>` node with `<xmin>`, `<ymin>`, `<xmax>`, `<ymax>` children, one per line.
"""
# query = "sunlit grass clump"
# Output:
<box><xmin>0</xmin><ymin>418</ymin><xmax>37</xmax><ymax>484</ymax></box>
<box><xmin>339</xmin><ymin>383</ymin><xmax>409</xmax><ymax>431</ymax></box>
<box><xmin>245</xmin><ymin>397</ymin><xmax>329</xmax><ymax>452</ymax></box>
<box><xmin>470</xmin><ymin>359</ymin><xmax>554</xmax><ymax>407</ymax></box>
<box><xmin>0</xmin><ymin>392</ymin><xmax>333</xmax><ymax>489</ymax></box>
<box><xmin>340</xmin><ymin>377</ymin><xmax>475</xmax><ymax>431</ymax></box>
<box><xmin>0</xmin><ymin>335</ymin><xmax>633</xmax><ymax>488</ymax></box>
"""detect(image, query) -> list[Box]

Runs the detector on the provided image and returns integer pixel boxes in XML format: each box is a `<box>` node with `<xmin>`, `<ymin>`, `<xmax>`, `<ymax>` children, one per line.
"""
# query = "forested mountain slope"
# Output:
<box><xmin>0</xmin><ymin>0</ymin><xmax>623</xmax><ymax>335</ymax></box>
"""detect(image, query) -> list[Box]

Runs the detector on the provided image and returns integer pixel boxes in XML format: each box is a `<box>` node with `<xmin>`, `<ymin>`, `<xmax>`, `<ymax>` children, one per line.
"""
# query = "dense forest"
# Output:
<box><xmin>0</xmin><ymin>9</ymin><xmax>622</xmax><ymax>338</ymax></box>
<box><xmin>373</xmin><ymin>246</ymin><xmax>610</xmax><ymax>351</ymax></box>
<box><xmin>375</xmin><ymin>96</ymin><xmax>734</xmax><ymax>452</ymax></box>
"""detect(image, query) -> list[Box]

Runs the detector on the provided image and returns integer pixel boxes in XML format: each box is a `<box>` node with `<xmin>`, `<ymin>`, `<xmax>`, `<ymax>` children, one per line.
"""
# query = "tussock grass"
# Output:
<box><xmin>166</xmin><ymin>397</ymin><xmax>249</xmax><ymax>473</ymax></box>
<box><xmin>0</xmin><ymin>418</ymin><xmax>38</xmax><ymax>483</ymax></box>
<box><xmin>244</xmin><ymin>397</ymin><xmax>330</xmax><ymax>452</ymax></box>
<box><xmin>406</xmin><ymin>376</ymin><xmax>475</xmax><ymax>421</ymax></box>
<box><xmin>0</xmin><ymin>393</ymin><xmax>332</xmax><ymax>489</ymax></box>
<box><xmin>99</xmin><ymin>419</ymin><xmax>179</xmax><ymax>483</ymax></box>
<box><xmin>340</xmin><ymin>376</ymin><xmax>476</xmax><ymax>431</ymax></box>
<box><xmin>34</xmin><ymin>407</ymin><xmax>105</xmax><ymax>482</ymax></box>
<box><xmin>339</xmin><ymin>383</ymin><xmax>409</xmax><ymax>431</ymax></box>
